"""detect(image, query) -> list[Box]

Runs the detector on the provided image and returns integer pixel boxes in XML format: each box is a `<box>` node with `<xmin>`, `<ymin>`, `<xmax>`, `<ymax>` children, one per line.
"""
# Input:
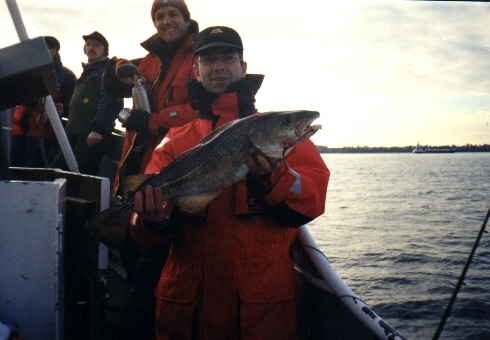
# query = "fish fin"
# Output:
<box><xmin>161</xmin><ymin>147</ymin><xmax>199</xmax><ymax>171</ymax></box>
<box><xmin>197</xmin><ymin>120</ymin><xmax>237</xmax><ymax>145</ymax></box>
<box><xmin>85</xmin><ymin>199</ymin><xmax>134</xmax><ymax>249</ymax></box>
<box><xmin>159</xmin><ymin>122</ymin><xmax>238</xmax><ymax>172</ymax></box>
<box><xmin>176</xmin><ymin>191</ymin><xmax>221</xmax><ymax>213</ymax></box>
<box><xmin>120</xmin><ymin>174</ymin><xmax>153</xmax><ymax>199</ymax></box>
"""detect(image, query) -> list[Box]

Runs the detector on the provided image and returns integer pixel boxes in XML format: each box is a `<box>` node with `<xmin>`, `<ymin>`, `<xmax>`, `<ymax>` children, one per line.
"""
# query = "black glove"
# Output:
<box><xmin>102</xmin><ymin>58</ymin><xmax>133</xmax><ymax>98</ymax></box>
<box><xmin>116</xmin><ymin>63</ymin><xmax>140</xmax><ymax>80</ymax></box>
<box><xmin>186</xmin><ymin>79</ymin><xmax>219</xmax><ymax>116</ymax></box>
<box><xmin>122</xmin><ymin>109</ymin><xmax>150</xmax><ymax>134</ymax></box>
<box><xmin>246</xmin><ymin>174</ymin><xmax>271</xmax><ymax>198</ymax></box>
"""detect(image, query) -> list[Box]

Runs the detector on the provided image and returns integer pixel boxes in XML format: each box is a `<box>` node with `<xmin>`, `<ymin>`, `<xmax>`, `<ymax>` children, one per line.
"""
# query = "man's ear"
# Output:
<box><xmin>193</xmin><ymin>63</ymin><xmax>201</xmax><ymax>81</ymax></box>
<box><xmin>241</xmin><ymin>61</ymin><xmax>247</xmax><ymax>78</ymax></box>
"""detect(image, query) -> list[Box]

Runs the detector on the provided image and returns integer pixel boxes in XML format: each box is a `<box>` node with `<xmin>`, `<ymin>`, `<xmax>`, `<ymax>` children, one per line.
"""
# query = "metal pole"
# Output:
<box><xmin>5</xmin><ymin>0</ymin><xmax>79</xmax><ymax>173</ymax></box>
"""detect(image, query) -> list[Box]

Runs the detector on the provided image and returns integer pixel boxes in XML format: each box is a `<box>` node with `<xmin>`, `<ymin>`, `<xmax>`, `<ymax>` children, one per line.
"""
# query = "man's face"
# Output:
<box><xmin>48</xmin><ymin>48</ymin><xmax>58</xmax><ymax>60</ymax></box>
<box><xmin>154</xmin><ymin>6</ymin><xmax>190</xmax><ymax>44</ymax></box>
<box><xmin>84</xmin><ymin>39</ymin><xmax>105</xmax><ymax>62</ymax></box>
<box><xmin>194</xmin><ymin>47</ymin><xmax>247</xmax><ymax>95</ymax></box>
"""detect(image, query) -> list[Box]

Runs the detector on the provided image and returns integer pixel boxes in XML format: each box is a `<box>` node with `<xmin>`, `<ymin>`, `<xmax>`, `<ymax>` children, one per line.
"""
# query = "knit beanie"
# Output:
<box><xmin>151</xmin><ymin>0</ymin><xmax>190</xmax><ymax>22</ymax></box>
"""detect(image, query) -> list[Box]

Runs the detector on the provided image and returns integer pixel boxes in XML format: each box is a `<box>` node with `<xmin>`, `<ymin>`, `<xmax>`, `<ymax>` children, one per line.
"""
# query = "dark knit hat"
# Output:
<box><xmin>43</xmin><ymin>36</ymin><xmax>60</xmax><ymax>51</ymax></box>
<box><xmin>82</xmin><ymin>31</ymin><xmax>109</xmax><ymax>56</ymax></box>
<box><xmin>151</xmin><ymin>0</ymin><xmax>190</xmax><ymax>22</ymax></box>
<box><xmin>193</xmin><ymin>26</ymin><xmax>243</xmax><ymax>55</ymax></box>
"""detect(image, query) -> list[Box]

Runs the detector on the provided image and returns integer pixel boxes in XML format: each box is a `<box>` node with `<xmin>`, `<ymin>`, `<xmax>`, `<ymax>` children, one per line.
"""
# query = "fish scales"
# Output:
<box><xmin>86</xmin><ymin>110</ymin><xmax>321</xmax><ymax>248</ymax></box>
<box><xmin>147</xmin><ymin>121</ymin><xmax>252</xmax><ymax>198</ymax></box>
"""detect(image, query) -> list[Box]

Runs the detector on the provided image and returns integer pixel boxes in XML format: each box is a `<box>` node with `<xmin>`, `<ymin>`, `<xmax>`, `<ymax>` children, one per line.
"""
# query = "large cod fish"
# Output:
<box><xmin>86</xmin><ymin>110</ymin><xmax>321</xmax><ymax>248</ymax></box>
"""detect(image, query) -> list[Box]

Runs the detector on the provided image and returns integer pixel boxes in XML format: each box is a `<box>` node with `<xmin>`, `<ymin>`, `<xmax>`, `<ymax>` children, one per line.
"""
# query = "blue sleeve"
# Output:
<box><xmin>59</xmin><ymin>68</ymin><xmax>77</xmax><ymax>118</ymax></box>
<box><xmin>91</xmin><ymin>66</ymin><xmax>124</xmax><ymax>136</ymax></box>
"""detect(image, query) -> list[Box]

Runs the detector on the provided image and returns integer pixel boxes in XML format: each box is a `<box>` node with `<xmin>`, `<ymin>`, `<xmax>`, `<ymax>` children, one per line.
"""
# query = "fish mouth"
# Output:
<box><xmin>295</xmin><ymin>114</ymin><xmax>322</xmax><ymax>141</ymax></box>
<box><xmin>281</xmin><ymin>122</ymin><xmax>322</xmax><ymax>149</ymax></box>
<box><xmin>297</xmin><ymin>123</ymin><xmax>321</xmax><ymax>139</ymax></box>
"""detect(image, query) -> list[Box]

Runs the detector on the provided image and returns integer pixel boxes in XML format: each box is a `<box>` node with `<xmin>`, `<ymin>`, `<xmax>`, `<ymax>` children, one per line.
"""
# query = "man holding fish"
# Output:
<box><xmin>127</xmin><ymin>26</ymin><xmax>329</xmax><ymax>338</ymax></box>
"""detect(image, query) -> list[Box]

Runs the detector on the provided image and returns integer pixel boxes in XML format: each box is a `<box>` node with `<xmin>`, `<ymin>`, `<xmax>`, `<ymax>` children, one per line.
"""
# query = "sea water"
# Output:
<box><xmin>308</xmin><ymin>152</ymin><xmax>490</xmax><ymax>339</ymax></box>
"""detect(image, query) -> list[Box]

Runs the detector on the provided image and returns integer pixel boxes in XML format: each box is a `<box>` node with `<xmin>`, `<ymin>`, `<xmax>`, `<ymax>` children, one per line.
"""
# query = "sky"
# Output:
<box><xmin>1</xmin><ymin>0</ymin><xmax>489</xmax><ymax>147</ymax></box>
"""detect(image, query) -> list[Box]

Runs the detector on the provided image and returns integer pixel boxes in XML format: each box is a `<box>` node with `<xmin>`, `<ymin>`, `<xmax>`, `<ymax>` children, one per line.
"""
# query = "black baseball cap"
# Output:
<box><xmin>193</xmin><ymin>26</ymin><xmax>243</xmax><ymax>55</ymax></box>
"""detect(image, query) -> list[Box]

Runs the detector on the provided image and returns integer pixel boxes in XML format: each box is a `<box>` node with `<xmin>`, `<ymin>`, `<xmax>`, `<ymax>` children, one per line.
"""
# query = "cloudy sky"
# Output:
<box><xmin>1</xmin><ymin>0</ymin><xmax>489</xmax><ymax>147</ymax></box>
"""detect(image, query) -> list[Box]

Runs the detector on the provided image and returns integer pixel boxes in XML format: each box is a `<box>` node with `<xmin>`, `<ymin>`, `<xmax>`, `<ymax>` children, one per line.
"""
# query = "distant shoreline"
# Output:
<box><xmin>317</xmin><ymin>145</ymin><xmax>490</xmax><ymax>153</ymax></box>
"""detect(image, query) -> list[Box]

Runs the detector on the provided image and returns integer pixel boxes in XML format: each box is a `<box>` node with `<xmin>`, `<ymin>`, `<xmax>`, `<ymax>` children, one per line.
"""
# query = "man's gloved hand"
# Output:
<box><xmin>102</xmin><ymin>58</ymin><xmax>133</xmax><ymax>98</ymax></box>
<box><xmin>116</xmin><ymin>63</ymin><xmax>140</xmax><ymax>80</ymax></box>
<box><xmin>122</xmin><ymin>109</ymin><xmax>150</xmax><ymax>134</ymax></box>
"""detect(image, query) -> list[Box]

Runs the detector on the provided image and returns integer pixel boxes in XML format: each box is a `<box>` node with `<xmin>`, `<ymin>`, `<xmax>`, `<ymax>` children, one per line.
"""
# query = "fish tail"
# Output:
<box><xmin>85</xmin><ymin>199</ymin><xmax>135</xmax><ymax>249</ymax></box>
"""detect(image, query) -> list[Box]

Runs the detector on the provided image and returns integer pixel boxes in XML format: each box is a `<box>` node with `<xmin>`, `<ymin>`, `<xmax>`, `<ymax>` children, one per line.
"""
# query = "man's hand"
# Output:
<box><xmin>134</xmin><ymin>185</ymin><xmax>174</xmax><ymax>224</ymax></box>
<box><xmin>87</xmin><ymin>131</ymin><xmax>103</xmax><ymax>146</ymax></box>
<box><xmin>116</xmin><ymin>63</ymin><xmax>140</xmax><ymax>86</ymax></box>
<box><xmin>121</xmin><ymin>109</ymin><xmax>150</xmax><ymax>134</ymax></box>
<box><xmin>245</xmin><ymin>153</ymin><xmax>282</xmax><ymax>177</ymax></box>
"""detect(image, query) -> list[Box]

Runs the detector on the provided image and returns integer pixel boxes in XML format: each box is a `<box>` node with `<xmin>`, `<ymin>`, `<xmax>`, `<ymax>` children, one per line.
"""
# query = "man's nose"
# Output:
<box><xmin>212</xmin><ymin>58</ymin><xmax>226</xmax><ymax>68</ymax></box>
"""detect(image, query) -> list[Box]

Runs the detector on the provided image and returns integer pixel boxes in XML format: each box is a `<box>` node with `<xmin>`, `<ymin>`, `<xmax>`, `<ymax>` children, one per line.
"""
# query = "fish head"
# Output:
<box><xmin>248</xmin><ymin>110</ymin><xmax>321</xmax><ymax>159</ymax></box>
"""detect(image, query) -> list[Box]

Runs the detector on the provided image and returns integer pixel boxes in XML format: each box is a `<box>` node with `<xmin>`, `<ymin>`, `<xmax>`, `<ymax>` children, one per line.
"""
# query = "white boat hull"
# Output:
<box><xmin>293</xmin><ymin>226</ymin><xmax>405</xmax><ymax>339</ymax></box>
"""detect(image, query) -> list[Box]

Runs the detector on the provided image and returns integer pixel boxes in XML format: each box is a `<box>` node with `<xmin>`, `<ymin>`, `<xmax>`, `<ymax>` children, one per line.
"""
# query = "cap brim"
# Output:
<box><xmin>83</xmin><ymin>34</ymin><xmax>103</xmax><ymax>42</ymax></box>
<box><xmin>193</xmin><ymin>42</ymin><xmax>243</xmax><ymax>54</ymax></box>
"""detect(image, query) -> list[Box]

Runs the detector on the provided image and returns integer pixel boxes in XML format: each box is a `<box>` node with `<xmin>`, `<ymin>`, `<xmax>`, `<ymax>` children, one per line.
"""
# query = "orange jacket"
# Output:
<box><xmin>11</xmin><ymin>55</ymin><xmax>76</xmax><ymax>139</ymax></box>
<box><xmin>131</xmin><ymin>84</ymin><xmax>330</xmax><ymax>339</ymax></box>
<box><xmin>113</xmin><ymin>28</ymin><xmax>199</xmax><ymax>195</ymax></box>
<box><xmin>11</xmin><ymin>92</ymin><xmax>63</xmax><ymax>139</ymax></box>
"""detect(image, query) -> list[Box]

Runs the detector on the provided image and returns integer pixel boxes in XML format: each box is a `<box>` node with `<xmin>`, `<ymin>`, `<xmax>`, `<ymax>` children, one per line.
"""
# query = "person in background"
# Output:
<box><xmin>110</xmin><ymin>0</ymin><xmax>199</xmax><ymax>194</ymax></box>
<box><xmin>50</xmin><ymin>31</ymin><xmax>123</xmax><ymax>176</ymax></box>
<box><xmin>130</xmin><ymin>26</ymin><xmax>330</xmax><ymax>339</ymax></box>
<box><xmin>10</xmin><ymin>36</ymin><xmax>76</xmax><ymax>167</ymax></box>
<box><xmin>103</xmin><ymin>1</ymin><xmax>199</xmax><ymax>338</ymax></box>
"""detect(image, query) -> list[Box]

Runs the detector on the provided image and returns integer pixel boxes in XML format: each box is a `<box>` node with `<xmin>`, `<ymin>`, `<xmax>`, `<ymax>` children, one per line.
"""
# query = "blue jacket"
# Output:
<box><xmin>52</xmin><ymin>54</ymin><xmax>77</xmax><ymax>118</ymax></box>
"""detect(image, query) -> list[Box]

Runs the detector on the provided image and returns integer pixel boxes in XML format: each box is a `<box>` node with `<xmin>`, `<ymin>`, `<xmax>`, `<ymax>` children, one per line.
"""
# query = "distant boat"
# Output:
<box><xmin>413</xmin><ymin>143</ymin><xmax>456</xmax><ymax>154</ymax></box>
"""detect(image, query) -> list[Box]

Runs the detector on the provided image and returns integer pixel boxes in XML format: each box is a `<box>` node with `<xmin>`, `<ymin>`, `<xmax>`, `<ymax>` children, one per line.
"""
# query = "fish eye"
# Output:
<box><xmin>283</xmin><ymin>116</ymin><xmax>292</xmax><ymax>124</ymax></box>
